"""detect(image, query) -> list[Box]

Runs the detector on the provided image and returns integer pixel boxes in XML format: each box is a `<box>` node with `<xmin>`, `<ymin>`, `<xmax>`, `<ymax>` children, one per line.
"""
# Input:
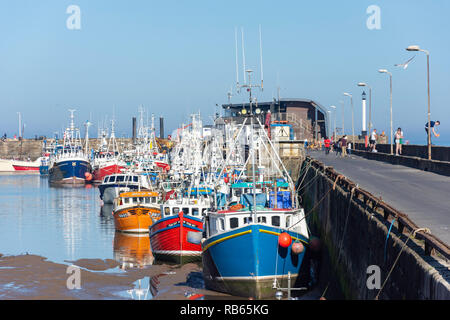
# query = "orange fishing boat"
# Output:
<box><xmin>112</xmin><ymin>191</ymin><xmax>161</xmax><ymax>233</ymax></box>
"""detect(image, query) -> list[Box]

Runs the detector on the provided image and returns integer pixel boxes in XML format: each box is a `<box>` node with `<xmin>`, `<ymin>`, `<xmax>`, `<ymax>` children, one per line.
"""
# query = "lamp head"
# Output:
<box><xmin>378</xmin><ymin>69</ymin><xmax>388</xmax><ymax>73</ymax></box>
<box><xmin>358</xmin><ymin>82</ymin><xmax>367</xmax><ymax>87</ymax></box>
<box><xmin>343</xmin><ymin>92</ymin><xmax>352</xmax><ymax>97</ymax></box>
<box><xmin>406</xmin><ymin>45</ymin><xmax>420</xmax><ymax>52</ymax></box>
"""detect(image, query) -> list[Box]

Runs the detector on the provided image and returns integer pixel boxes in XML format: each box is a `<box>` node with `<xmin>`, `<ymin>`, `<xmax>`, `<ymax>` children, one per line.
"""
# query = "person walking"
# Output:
<box><xmin>347</xmin><ymin>141</ymin><xmax>352</xmax><ymax>155</ymax></box>
<box><xmin>324</xmin><ymin>137</ymin><xmax>331</xmax><ymax>155</ymax></box>
<box><xmin>424</xmin><ymin>120</ymin><xmax>440</xmax><ymax>144</ymax></box>
<box><xmin>395</xmin><ymin>128</ymin><xmax>403</xmax><ymax>155</ymax></box>
<box><xmin>369</xmin><ymin>129</ymin><xmax>377</xmax><ymax>152</ymax></box>
<box><xmin>341</xmin><ymin>135</ymin><xmax>348</xmax><ymax>157</ymax></box>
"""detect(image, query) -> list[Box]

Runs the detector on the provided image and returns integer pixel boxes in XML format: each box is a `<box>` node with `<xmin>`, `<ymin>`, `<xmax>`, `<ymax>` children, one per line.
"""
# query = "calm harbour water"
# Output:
<box><xmin>0</xmin><ymin>173</ymin><xmax>115</xmax><ymax>264</ymax></box>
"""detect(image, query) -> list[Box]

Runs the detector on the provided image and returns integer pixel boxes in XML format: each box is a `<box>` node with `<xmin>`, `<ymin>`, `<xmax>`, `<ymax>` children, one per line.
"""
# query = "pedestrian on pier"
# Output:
<box><xmin>369</xmin><ymin>129</ymin><xmax>377</xmax><ymax>152</ymax></box>
<box><xmin>341</xmin><ymin>135</ymin><xmax>348</xmax><ymax>157</ymax></box>
<box><xmin>324</xmin><ymin>137</ymin><xmax>331</xmax><ymax>155</ymax></box>
<box><xmin>395</xmin><ymin>128</ymin><xmax>403</xmax><ymax>155</ymax></box>
<box><xmin>424</xmin><ymin>120</ymin><xmax>440</xmax><ymax>144</ymax></box>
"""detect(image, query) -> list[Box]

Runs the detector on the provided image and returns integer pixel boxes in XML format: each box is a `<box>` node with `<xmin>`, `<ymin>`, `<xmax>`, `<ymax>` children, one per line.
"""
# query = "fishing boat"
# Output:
<box><xmin>48</xmin><ymin>110</ymin><xmax>92</xmax><ymax>184</ymax></box>
<box><xmin>98</xmin><ymin>172</ymin><xmax>150</xmax><ymax>204</ymax></box>
<box><xmin>11</xmin><ymin>158</ymin><xmax>41</xmax><ymax>172</ymax></box>
<box><xmin>201</xmin><ymin>68</ymin><xmax>310</xmax><ymax>298</ymax></box>
<box><xmin>149</xmin><ymin>196</ymin><xmax>210</xmax><ymax>264</ymax></box>
<box><xmin>112</xmin><ymin>191</ymin><xmax>161</xmax><ymax>233</ymax></box>
<box><xmin>91</xmin><ymin>119</ymin><xmax>126</xmax><ymax>183</ymax></box>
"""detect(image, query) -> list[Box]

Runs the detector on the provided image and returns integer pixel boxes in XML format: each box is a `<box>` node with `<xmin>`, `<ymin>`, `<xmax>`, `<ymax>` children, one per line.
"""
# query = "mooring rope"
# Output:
<box><xmin>375</xmin><ymin>227</ymin><xmax>431</xmax><ymax>300</ymax></box>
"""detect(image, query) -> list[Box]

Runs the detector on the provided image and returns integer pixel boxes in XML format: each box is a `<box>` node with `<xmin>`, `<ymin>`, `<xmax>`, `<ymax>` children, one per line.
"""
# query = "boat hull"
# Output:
<box><xmin>49</xmin><ymin>159</ymin><xmax>91</xmax><ymax>184</ymax></box>
<box><xmin>92</xmin><ymin>164</ymin><xmax>125</xmax><ymax>183</ymax></box>
<box><xmin>149</xmin><ymin>212</ymin><xmax>203</xmax><ymax>264</ymax></box>
<box><xmin>113</xmin><ymin>206</ymin><xmax>159</xmax><ymax>233</ymax></box>
<box><xmin>201</xmin><ymin>224</ymin><xmax>308</xmax><ymax>299</ymax></box>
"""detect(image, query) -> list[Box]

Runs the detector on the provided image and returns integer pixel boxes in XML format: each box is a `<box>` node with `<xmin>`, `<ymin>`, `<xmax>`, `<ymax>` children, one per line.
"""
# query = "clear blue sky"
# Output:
<box><xmin>0</xmin><ymin>0</ymin><xmax>449</xmax><ymax>145</ymax></box>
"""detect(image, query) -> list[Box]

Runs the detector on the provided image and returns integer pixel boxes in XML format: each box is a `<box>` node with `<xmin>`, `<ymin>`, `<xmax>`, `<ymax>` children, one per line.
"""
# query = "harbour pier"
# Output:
<box><xmin>297</xmin><ymin>150</ymin><xmax>450</xmax><ymax>299</ymax></box>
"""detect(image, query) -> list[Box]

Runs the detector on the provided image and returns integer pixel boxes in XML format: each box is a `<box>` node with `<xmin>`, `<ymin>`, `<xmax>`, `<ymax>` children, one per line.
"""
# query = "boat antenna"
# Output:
<box><xmin>259</xmin><ymin>24</ymin><xmax>264</xmax><ymax>90</ymax></box>
<box><xmin>241</xmin><ymin>27</ymin><xmax>246</xmax><ymax>85</ymax></box>
<box><xmin>235</xmin><ymin>27</ymin><xmax>240</xmax><ymax>93</ymax></box>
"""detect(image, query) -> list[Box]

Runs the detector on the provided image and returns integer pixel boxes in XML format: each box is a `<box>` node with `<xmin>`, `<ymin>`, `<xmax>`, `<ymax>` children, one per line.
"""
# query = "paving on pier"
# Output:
<box><xmin>307</xmin><ymin>150</ymin><xmax>450</xmax><ymax>246</ymax></box>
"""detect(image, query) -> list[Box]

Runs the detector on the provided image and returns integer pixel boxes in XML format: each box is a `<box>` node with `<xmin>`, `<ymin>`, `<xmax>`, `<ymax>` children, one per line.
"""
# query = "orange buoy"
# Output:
<box><xmin>278</xmin><ymin>232</ymin><xmax>292</xmax><ymax>248</ymax></box>
<box><xmin>85</xmin><ymin>172</ymin><xmax>92</xmax><ymax>181</ymax></box>
<box><xmin>291</xmin><ymin>242</ymin><xmax>304</xmax><ymax>254</ymax></box>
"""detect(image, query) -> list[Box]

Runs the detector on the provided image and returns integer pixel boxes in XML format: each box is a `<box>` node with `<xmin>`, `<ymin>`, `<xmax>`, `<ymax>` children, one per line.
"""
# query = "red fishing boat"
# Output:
<box><xmin>92</xmin><ymin>157</ymin><xmax>126</xmax><ymax>183</ymax></box>
<box><xmin>11</xmin><ymin>158</ymin><xmax>41</xmax><ymax>172</ymax></box>
<box><xmin>149</xmin><ymin>197</ymin><xmax>210</xmax><ymax>264</ymax></box>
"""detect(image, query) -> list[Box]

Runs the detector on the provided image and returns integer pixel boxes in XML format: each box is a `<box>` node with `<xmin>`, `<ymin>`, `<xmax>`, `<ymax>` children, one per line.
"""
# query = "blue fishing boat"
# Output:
<box><xmin>202</xmin><ymin>69</ymin><xmax>310</xmax><ymax>299</ymax></box>
<box><xmin>48</xmin><ymin>110</ymin><xmax>92</xmax><ymax>184</ymax></box>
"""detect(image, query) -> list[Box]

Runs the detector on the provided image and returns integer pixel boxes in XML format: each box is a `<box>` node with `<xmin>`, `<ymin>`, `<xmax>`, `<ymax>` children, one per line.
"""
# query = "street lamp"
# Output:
<box><xmin>407</xmin><ymin>45</ymin><xmax>432</xmax><ymax>160</ymax></box>
<box><xmin>358</xmin><ymin>82</ymin><xmax>372</xmax><ymax>134</ymax></box>
<box><xmin>343</xmin><ymin>93</ymin><xmax>354</xmax><ymax>144</ymax></box>
<box><xmin>330</xmin><ymin>105</ymin><xmax>336</xmax><ymax>140</ymax></box>
<box><xmin>378</xmin><ymin>69</ymin><xmax>393</xmax><ymax>155</ymax></box>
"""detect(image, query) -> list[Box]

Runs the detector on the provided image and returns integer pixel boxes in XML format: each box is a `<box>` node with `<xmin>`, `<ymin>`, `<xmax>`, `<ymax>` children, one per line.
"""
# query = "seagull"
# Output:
<box><xmin>394</xmin><ymin>56</ymin><xmax>415</xmax><ymax>69</ymax></box>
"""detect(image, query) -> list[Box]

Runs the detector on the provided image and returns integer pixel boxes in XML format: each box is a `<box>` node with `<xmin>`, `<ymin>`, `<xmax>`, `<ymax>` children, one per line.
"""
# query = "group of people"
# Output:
<box><xmin>323</xmin><ymin>135</ymin><xmax>351</xmax><ymax>158</ymax></box>
<box><xmin>369</xmin><ymin>128</ymin><xmax>404</xmax><ymax>155</ymax></box>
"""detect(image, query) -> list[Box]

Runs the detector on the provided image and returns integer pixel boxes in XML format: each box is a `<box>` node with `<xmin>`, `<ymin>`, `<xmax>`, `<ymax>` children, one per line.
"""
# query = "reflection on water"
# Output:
<box><xmin>0</xmin><ymin>175</ymin><xmax>114</xmax><ymax>263</ymax></box>
<box><xmin>113</xmin><ymin>232</ymin><xmax>154</xmax><ymax>269</ymax></box>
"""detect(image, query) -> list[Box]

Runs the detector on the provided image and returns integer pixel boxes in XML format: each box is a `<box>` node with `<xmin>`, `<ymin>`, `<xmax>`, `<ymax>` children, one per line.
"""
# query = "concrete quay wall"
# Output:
<box><xmin>298</xmin><ymin>157</ymin><xmax>450</xmax><ymax>300</ymax></box>
<box><xmin>350</xmin><ymin>148</ymin><xmax>450</xmax><ymax>177</ymax></box>
<box><xmin>355</xmin><ymin>143</ymin><xmax>450</xmax><ymax>162</ymax></box>
<box><xmin>0</xmin><ymin>138</ymin><xmax>134</xmax><ymax>160</ymax></box>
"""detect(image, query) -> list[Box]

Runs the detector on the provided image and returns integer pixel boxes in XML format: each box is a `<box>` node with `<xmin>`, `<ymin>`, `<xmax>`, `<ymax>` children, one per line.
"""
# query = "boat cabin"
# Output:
<box><xmin>205</xmin><ymin>208</ymin><xmax>305</xmax><ymax>238</ymax></box>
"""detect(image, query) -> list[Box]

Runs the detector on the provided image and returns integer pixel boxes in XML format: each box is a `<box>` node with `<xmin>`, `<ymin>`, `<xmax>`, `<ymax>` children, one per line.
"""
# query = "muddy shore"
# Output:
<box><xmin>0</xmin><ymin>253</ymin><xmax>231</xmax><ymax>300</ymax></box>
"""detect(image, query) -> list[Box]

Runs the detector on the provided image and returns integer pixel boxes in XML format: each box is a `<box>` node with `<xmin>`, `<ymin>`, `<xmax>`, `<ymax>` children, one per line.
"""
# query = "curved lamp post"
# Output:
<box><xmin>378</xmin><ymin>69</ymin><xmax>393</xmax><ymax>155</ymax></box>
<box><xmin>343</xmin><ymin>93</ymin><xmax>354</xmax><ymax>144</ymax></box>
<box><xmin>407</xmin><ymin>45</ymin><xmax>431</xmax><ymax>160</ymax></box>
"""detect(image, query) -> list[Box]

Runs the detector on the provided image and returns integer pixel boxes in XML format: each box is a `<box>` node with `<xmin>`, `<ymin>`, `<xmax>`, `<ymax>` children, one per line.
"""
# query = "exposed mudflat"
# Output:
<box><xmin>0</xmin><ymin>253</ymin><xmax>231</xmax><ymax>300</ymax></box>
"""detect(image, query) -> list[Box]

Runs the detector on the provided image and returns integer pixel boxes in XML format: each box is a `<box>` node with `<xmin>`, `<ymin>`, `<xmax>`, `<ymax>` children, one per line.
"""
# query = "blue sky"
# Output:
<box><xmin>0</xmin><ymin>0</ymin><xmax>449</xmax><ymax>145</ymax></box>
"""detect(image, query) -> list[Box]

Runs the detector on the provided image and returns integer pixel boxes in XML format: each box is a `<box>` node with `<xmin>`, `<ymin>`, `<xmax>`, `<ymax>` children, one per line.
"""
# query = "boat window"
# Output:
<box><xmin>182</xmin><ymin>208</ymin><xmax>190</xmax><ymax>214</ymax></box>
<box><xmin>117</xmin><ymin>176</ymin><xmax>124</xmax><ymax>182</ymax></box>
<box><xmin>138</xmin><ymin>197</ymin><xmax>144</xmax><ymax>203</ymax></box>
<box><xmin>173</xmin><ymin>207</ymin><xmax>180</xmax><ymax>214</ymax></box>
<box><xmin>145</xmin><ymin>197</ymin><xmax>151</xmax><ymax>204</ymax></box>
<box><xmin>124</xmin><ymin>198</ymin><xmax>129</xmax><ymax>204</ymax></box>
<box><xmin>192</xmin><ymin>208</ymin><xmax>199</xmax><ymax>216</ymax></box>
<box><xmin>125</xmin><ymin>176</ymin><xmax>130</xmax><ymax>181</ymax></box>
<box><xmin>271</xmin><ymin>216</ymin><xmax>280</xmax><ymax>227</ymax></box>
<box><xmin>164</xmin><ymin>207</ymin><xmax>170</xmax><ymax>216</ymax></box>
<box><xmin>109</xmin><ymin>176</ymin><xmax>116</xmax><ymax>182</ymax></box>
<box><xmin>201</xmin><ymin>209</ymin><xmax>207</xmax><ymax>217</ymax></box>
<box><xmin>133</xmin><ymin>197</ymin><xmax>138</xmax><ymax>203</ymax></box>
<box><xmin>152</xmin><ymin>197</ymin><xmax>157</xmax><ymax>204</ymax></box>
<box><xmin>218</xmin><ymin>218</ymin><xmax>225</xmax><ymax>231</ymax></box>
<box><xmin>133</xmin><ymin>176</ymin><xmax>139</xmax><ymax>182</ymax></box>
<box><xmin>244</xmin><ymin>217</ymin><xmax>253</xmax><ymax>224</ymax></box>
<box><xmin>257</xmin><ymin>216</ymin><xmax>266</xmax><ymax>224</ymax></box>
<box><xmin>230</xmin><ymin>217</ymin><xmax>239</xmax><ymax>229</ymax></box>
<box><xmin>286</xmin><ymin>215</ymin><xmax>291</xmax><ymax>228</ymax></box>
